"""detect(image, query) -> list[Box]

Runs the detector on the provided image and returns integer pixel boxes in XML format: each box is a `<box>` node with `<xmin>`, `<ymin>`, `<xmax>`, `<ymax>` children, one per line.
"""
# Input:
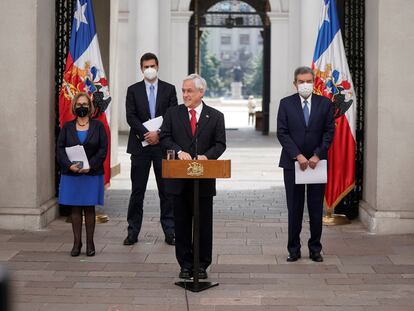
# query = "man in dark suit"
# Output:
<box><xmin>160</xmin><ymin>74</ymin><xmax>226</xmax><ymax>279</ymax></box>
<box><xmin>125</xmin><ymin>53</ymin><xmax>178</xmax><ymax>246</ymax></box>
<box><xmin>277</xmin><ymin>66</ymin><xmax>335</xmax><ymax>263</ymax></box>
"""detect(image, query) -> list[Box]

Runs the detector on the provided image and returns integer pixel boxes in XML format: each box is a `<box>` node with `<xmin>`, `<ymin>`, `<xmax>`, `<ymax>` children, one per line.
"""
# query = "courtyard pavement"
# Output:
<box><xmin>1</xmin><ymin>101</ymin><xmax>413</xmax><ymax>311</ymax></box>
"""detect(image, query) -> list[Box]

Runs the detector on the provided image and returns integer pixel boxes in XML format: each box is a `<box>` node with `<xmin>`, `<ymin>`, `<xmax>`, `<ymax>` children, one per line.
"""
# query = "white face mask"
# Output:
<box><xmin>297</xmin><ymin>82</ymin><xmax>313</xmax><ymax>98</ymax></box>
<box><xmin>143</xmin><ymin>67</ymin><xmax>157</xmax><ymax>81</ymax></box>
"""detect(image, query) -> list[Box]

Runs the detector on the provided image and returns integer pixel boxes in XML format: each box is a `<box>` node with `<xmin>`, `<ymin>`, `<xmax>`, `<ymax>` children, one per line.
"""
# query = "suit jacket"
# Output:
<box><xmin>126</xmin><ymin>79</ymin><xmax>178</xmax><ymax>154</ymax></box>
<box><xmin>277</xmin><ymin>93</ymin><xmax>335</xmax><ymax>169</ymax></box>
<box><xmin>160</xmin><ymin>103</ymin><xmax>226</xmax><ymax>196</ymax></box>
<box><xmin>57</xmin><ymin>119</ymin><xmax>108</xmax><ymax>175</ymax></box>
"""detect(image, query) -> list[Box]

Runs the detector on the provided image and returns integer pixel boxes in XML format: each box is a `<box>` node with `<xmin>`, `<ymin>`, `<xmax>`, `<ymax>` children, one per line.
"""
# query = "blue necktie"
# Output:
<box><xmin>149</xmin><ymin>84</ymin><xmax>156</xmax><ymax>119</ymax></box>
<box><xmin>303</xmin><ymin>100</ymin><xmax>310</xmax><ymax>126</ymax></box>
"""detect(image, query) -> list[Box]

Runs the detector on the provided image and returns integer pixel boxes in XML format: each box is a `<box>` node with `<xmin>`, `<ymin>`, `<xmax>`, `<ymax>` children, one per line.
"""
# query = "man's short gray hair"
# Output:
<box><xmin>294</xmin><ymin>66</ymin><xmax>315</xmax><ymax>82</ymax></box>
<box><xmin>184</xmin><ymin>73</ymin><xmax>207</xmax><ymax>91</ymax></box>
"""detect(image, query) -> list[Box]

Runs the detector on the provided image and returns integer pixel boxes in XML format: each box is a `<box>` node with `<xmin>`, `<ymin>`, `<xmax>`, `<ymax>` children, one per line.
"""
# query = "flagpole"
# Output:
<box><xmin>323</xmin><ymin>209</ymin><xmax>350</xmax><ymax>226</ymax></box>
<box><xmin>313</xmin><ymin>0</ymin><xmax>355</xmax><ymax>226</ymax></box>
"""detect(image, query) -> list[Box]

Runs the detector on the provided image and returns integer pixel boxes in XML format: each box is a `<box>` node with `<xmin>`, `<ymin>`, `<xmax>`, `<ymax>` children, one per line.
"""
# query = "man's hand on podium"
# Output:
<box><xmin>196</xmin><ymin>155</ymin><xmax>208</xmax><ymax>160</ymax></box>
<box><xmin>178</xmin><ymin>151</ymin><xmax>192</xmax><ymax>160</ymax></box>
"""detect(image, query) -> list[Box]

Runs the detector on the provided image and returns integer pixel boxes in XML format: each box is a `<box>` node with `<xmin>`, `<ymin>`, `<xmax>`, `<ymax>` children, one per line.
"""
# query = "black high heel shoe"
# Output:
<box><xmin>86</xmin><ymin>242</ymin><xmax>95</xmax><ymax>257</ymax></box>
<box><xmin>70</xmin><ymin>243</ymin><xmax>82</xmax><ymax>257</ymax></box>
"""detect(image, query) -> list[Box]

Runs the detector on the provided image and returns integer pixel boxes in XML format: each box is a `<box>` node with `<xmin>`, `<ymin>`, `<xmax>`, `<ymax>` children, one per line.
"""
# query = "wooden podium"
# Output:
<box><xmin>162</xmin><ymin>159</ymin><xmax>231</xmax><ymax>292</ymax></box>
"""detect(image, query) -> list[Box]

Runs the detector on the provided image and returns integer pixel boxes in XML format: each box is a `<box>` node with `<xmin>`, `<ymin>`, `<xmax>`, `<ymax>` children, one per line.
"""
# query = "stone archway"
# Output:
<box><xmin>188</xmin><ymin>0</ymin><xmax>272</xmax><ymax>134</ymax></box>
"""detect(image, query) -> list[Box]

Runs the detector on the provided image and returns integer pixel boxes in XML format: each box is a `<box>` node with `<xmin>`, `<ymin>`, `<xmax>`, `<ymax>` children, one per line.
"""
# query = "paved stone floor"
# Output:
<box><xmin>1</xmin><ymin>107</ymin><xmax>414</xmax><ymax>310</ymax></box>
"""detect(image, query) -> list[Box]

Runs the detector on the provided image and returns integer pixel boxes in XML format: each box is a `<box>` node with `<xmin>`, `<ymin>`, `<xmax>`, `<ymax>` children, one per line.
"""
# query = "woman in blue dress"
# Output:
<box><xmin>57</xmin><ymin>92</ymin><xmax>108</xmax><ymax>257</ymax></box>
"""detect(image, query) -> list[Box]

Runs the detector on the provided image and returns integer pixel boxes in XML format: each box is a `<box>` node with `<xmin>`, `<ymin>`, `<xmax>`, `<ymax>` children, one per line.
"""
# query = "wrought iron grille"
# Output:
<box><xmin>54</xmin><ymin>0</ymin><xmax>74</xmax><ymax>211</ymax></box>
<box><xmin>201</xmin><ymin>11</ymin><xmax>264</xmax><ymax>28</ymax></box>
<box><xmin>335</xmin><ymin>0</ymin><xmax>365</xmax><ymax>219</ymax></box>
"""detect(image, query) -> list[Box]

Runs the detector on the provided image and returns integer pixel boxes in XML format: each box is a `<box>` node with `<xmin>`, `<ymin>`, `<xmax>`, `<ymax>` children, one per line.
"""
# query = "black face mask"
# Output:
<box><xmin>75</xmin><ymin>106</ymin><xmax>89</xmax><ymax>118</ymax></box>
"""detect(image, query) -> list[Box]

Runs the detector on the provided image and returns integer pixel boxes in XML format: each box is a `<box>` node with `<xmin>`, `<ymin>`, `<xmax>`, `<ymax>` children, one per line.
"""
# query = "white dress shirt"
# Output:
<box><xmin>188</xmin><ymin>102</ymin><xmax>203</xmax><ymax>122</ymax></box>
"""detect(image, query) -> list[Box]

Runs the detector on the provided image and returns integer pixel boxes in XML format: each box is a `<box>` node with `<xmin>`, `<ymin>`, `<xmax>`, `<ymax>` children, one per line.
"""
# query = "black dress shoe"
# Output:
<box><xmin>286</xmin><ymin>252</ymin><xmax>301</xmax><ymax>262</ymax></box>
<box><xmin>309</xmin><ymin>252</ymin><xmax>324</xmax><ymax>262</ymax></box>
<box><xmin>197</xmin><ymin>268</ymin><xmax>208</xmax><ymax>279</ymax></box>
<box><xmin>165</xmin><ymin>234</ymin><xmax>175</xmax><ymax>245</ymax></box>
<box><xmin>179</xmin><ymin>268</ymin><xmax>193</xmax><ymax>279</ymax></box>
<box><xmin>70</xmin><ymin>243</ymin><xmax>82</xmax><ymax>257</ymax></box>
<box><xmin>123</xmin><ymin>236</ymin><xmax>138</xmax><ymax>245</ymax></box>
<box><xmin>86</xmin><ymin>242</ymin><xmax>95</xmax><ymax>257</ymax></box>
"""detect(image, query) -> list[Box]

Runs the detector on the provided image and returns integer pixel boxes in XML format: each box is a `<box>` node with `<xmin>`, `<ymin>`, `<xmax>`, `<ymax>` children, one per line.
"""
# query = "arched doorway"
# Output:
<box><xmin>188</xmin><ymin>0</ymin><xmax>271</xmax><ymax>135</ymax></box>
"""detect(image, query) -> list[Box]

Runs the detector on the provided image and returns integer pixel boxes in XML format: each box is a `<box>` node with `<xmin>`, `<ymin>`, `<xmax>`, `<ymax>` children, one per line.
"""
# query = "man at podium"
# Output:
<box><xmin>160</xmin><ymin>74</ymin><xmax>226</xmax><ymax>280</ymax></box>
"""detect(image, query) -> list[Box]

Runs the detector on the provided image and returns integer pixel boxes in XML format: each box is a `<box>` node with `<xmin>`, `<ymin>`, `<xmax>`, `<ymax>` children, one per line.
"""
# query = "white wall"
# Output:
<box><xmin>0</xmin><ymin>0</ymin><xmax>57</xmax><ymax>229</ymax></box>
<box><xmin>360</xmin><ymin>0</ymin><xmax>414</xmax><ymax>234</ymax></box>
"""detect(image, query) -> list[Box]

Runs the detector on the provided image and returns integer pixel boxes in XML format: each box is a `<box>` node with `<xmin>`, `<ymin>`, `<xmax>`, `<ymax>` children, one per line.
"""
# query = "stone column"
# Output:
<box><xmin>300</xmin><ymin>0</ymin><xmax>322</xmax><ymax>65</ymax></box>
<box><xmin>360</xmin><ymin>0</ymin><xmax>414</xmax><ymax>234</ymax></box>
<box><xmin>158</xmin><ymin>0</ymin><xmax>172</xmax><ymax>82</ymax></box>
<box><xmin>135</xmin><ymin>0</ymin><xmax>159</xmax><ymax>81</ymax></box>
<box><xmin>116</xmin><ymin>1</ymin><xmax>134</xmax><ymax>133</ymax></box>
<box><xmin>268</xmin><ymin>12</ymin><xmax>289</xmax><ymax>133</ymax></box>
<box><xmin>0</xmin><ymin>0</ymin><xmax>57</xmax><ymax>229</ymax></box>
<box><xmin>109</xmin><ymin>0</ymin><xmax>120</xmax><ymax>176</ymax></box>
<box><xmin>287</xmin><ymin>0</ymin><xmax>301</xmax><ymax>76</ymax></box>
<box><xmin>170</xmin><ymin>11</ymin><xmax>193</xmax><ymax>103</ymax></box>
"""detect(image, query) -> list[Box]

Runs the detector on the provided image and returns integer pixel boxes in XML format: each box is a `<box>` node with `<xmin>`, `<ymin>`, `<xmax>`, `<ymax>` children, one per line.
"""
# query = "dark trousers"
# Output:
<box><xmin>172</xmin><ymin>186</ymin><xmax>213</xmax><ymax>270</ymax></box>
<box><xmin>127</xmin><ymin>146</ymin><xmax>174</xmax><ymax>239</ymax></box>
<box><xmin>283</xmin><ymin>169</ymin><xmax>325</xmax><ymax>254</ymax></box>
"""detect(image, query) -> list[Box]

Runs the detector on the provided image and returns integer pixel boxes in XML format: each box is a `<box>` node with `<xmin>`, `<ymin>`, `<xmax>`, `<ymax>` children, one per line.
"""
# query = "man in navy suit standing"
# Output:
<box><xmin>124</xmin><ymin>53</ymin><xmax>178</xmax><ymax>246</ymax></box>
<box><xmin>277</xmin><ymin>66</ymin><xmax>335</xmax><ymax>262</ymax></box>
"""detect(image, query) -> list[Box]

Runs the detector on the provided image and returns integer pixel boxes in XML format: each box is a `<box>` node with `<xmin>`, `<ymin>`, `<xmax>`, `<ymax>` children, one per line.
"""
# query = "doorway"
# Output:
<box><xmin>188</xmin><ymin>0</ymin><xmax>271</xmax><ymax>135</ymax></box>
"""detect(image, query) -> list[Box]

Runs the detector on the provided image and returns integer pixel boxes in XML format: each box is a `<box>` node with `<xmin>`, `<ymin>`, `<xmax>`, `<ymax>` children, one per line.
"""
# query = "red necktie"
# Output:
<box><xmin>190</xmin><ymin>109</ymin><xmax>197</xmax><ymax>136</ymax></box>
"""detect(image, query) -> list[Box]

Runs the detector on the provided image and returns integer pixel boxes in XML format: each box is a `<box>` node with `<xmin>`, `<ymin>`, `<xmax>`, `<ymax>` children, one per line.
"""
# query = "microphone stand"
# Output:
<box><xmin>175</xmin><ymin>122</ymin><xmax>218</xmax><ymax>292</ymax></box>
<box><xmin>194</xmin><ymin>122</ymin><xmax>199</xmax><ymax>160</ymax></box>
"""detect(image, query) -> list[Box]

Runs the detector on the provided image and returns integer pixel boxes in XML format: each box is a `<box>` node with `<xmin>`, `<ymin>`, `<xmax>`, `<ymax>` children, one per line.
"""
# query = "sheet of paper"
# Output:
<box><xmin>65</xmin><ymin>145</ymin><xmax>90</xmax><ymax>170</ymax></box>
<box><xmin>295</xmin><ymin>160</ymin><xmax>327</xmax><ymax>184</ymax></box>
<box><xmin>141</xmin><ymin>116</ymin><xmax>163</xmax><ymax>147</ymax></box>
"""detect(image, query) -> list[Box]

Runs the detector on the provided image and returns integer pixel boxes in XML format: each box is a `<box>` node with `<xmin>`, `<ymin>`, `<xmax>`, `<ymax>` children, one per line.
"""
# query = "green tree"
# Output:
<box><xmin>243</xmin><ymin>53</ymin><xmax>263</xmax><ymax>97</ymax></box>
<box><xmin>200</xmin><ymin>31</ymin><xmax>224</xmax><ymax>97</ymax></box>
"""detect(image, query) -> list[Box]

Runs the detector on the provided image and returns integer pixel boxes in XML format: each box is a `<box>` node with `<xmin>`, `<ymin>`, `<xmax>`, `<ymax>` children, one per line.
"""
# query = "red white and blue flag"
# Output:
<box><xmin>59</xmin><ymin>0</ymin><xmax>111</xmax><ymax>185</ymax></box>
<box><xmin>312</xmin><ymin>0</ymin><xmax>356</xmax><ymax>210</ymax></box>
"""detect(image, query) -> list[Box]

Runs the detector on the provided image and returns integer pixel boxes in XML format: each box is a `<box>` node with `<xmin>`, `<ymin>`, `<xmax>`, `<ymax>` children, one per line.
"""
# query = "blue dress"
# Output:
<box><xmin>58</xmin><ymin>130</ymin><xmax>104</xmax><ymax>206</ymax></box>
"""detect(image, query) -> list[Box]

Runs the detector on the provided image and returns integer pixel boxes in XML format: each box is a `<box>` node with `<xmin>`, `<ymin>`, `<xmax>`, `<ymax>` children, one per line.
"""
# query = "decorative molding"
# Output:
<box><xmin>171</xmin><ymin>10</ymin><xmax>193</xmax><ymax>23</ymax></box>
<box><xmin>267</xmin><ymin>11</ymin><xmax>288</xmax><ymax>22</ymax></box>
<box><xmin>118</xmin><ymin>10</ymin><xmax>128</xmax><ymax>22</ymax></box>
<box><xmin>0</xmin><ymin>198</ymin><xmax>58</xmax><ymax>230</ymax></box>
<box><xmin>360</xmin><ymin>200</ymin><xmax>414</xmax><ymax>234</ymax></box>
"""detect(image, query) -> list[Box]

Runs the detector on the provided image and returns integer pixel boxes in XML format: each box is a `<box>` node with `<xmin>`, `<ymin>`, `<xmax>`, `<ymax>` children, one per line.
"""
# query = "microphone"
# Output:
<box><xmin>194</xmin><ymin>122</ymin><xmax>199</xmax><ymax>160</ymax></box>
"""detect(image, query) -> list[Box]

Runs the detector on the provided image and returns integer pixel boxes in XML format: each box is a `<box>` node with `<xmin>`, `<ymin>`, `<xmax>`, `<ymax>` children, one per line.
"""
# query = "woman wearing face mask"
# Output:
<box><xmin>57</xmin><ymin>92</ymin><xmax>108</xmax><ymax>257</ymax></box>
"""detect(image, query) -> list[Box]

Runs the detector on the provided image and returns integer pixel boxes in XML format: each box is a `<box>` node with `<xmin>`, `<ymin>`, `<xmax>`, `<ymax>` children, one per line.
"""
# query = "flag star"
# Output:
<box><xmin>74</xmin><ymin>0</ymin><xmax>88</xmax><ymax>31</ymax></box>
<box><xmin>323</xmin><ymin>1</ymin><xmax>330</xmax><ymax>23</ymax></box>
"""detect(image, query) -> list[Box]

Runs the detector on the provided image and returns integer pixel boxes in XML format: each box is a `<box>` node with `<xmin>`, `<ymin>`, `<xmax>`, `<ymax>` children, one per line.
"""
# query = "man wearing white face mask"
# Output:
<box><xmin>125</xmin><ymin>53</ymin><xmax>178</xmax><ymax>246</ymax></box>
<box><xmin>277</xmin><ymin>66</ymin><xmax>335</xmax><ymax>263</ymax></box>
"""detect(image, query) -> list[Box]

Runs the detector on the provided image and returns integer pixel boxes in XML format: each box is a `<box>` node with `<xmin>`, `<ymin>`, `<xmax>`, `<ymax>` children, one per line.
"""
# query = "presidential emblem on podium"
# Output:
<box><xmin>187</xmin><ymin>162</ymin><xmax>204</xmax><ymax>176</ymax></box>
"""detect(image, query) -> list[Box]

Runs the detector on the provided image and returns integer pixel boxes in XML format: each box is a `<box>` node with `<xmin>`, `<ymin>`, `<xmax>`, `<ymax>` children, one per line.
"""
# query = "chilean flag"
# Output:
<box><xmin>312</xmin><ymin>0</ymin><xmax>356</xmax><ymax>210</ymax></box>
<box><xmin>59</xmin><ymin>0</ymin><xmax>111</xmax><ymax>185</ymax></box>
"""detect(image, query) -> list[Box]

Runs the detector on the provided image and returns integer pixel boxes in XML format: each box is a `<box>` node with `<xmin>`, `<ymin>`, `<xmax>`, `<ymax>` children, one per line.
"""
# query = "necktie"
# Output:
<box><xmin>149</xmin><ymin>84</ymin><xmax>156</xmax><ymax>119</ymax></box>
<box><xmin>190</xmin><ymin>109</ymin><xmax>197</xmax><ymax>136</ymax></box>
<box><xmin>303</xmin><ymin>100</ymin><xmax>310</xmax><ymax>126</ymax></box>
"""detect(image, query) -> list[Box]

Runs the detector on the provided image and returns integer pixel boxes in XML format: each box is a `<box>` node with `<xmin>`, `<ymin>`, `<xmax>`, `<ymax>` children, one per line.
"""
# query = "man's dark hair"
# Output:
<box><xmin>140</xmin><ymin>53</ymin><xmax>159</xmax><ymax>68</ymax></box>
<box><xmin>294</xmin><ymin>66</ymin><xmax>314</xmax><ymax>82</ymax></box>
